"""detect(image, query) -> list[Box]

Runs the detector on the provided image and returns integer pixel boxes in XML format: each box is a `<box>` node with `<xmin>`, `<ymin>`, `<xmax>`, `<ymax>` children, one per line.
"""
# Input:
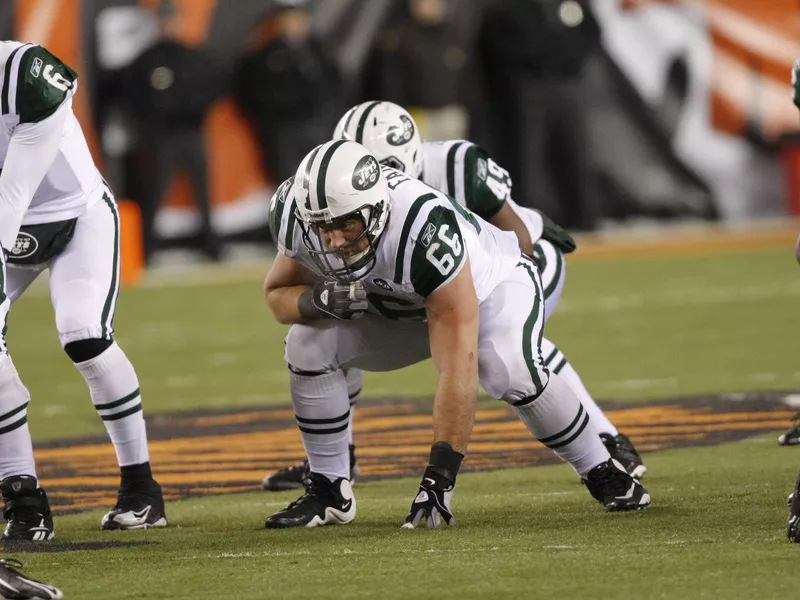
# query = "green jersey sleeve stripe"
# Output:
<box><xmin>445</xmin><ymin>142</ymin><xmax>466</xmax><ymax>201</ymax></box>
<box><xmin>269</xmin><ymin>181</ymin><xmax>291</xmax><ymax>245</ymax></box>
<box><xmin>1</xmin><ymin>45</ymin><xmax>25</xmax><ymax>115</ymax></box>
<box><xmin>315</xmin><ymin>139</ymin><xmax>347</xmax><ymax>210</ymax></box>
<box><xmin>393</xmin><ymin>192</ymin><xmax>437</xmax><ymax>283</ymax></box>
<box><xmin>285</xmin><ymin>199</ymin><xmax>297</xmax><ymax>250</ymax></box>
<box><xmin>461</xmin><ymin>144</ymin><xmax>480</xmax><ymax>211</ymax></box>
<box><xmin>296</xmin><ymin>144</ymin><xmax>321</xmax><ymax>215</ymax></box>
<box><xmin>355</xmin><ymin>101</ymin><xmax>381</xmax><ymax>144</ymax></box>
<box><xmin>268</xmin><ymin>197</ymin><xmax>283</xmax><ymax>243</ymax></box>
<box><xmin>452</xmin><ymin>142</ymin><xmax>472</xmax><ymax>208</ymax></box>
<box><xmin>342</xmin><ymin>105</ymin><xmax>358</xmax><ymax>136</ymax></box>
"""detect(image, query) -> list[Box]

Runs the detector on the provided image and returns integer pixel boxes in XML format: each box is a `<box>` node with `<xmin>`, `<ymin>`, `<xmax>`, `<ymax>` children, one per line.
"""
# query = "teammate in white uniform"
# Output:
<box><xmin>262</xmin><ymin>140</ymin><xmax>649</xmax><ymax>528</ymax></box>
<box><xmin>263</xmin><ymin>102</ymin><xmax>645</xmax><ymax>492</ymax></box>
<box><xmin>0</xmin><ymin>41</ymin><xmax>166</xmax><ymax>540</ymax></box>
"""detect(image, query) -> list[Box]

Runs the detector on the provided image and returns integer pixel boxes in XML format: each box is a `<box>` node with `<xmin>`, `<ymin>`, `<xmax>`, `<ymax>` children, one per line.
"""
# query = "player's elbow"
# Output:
<box><xmin>265</xmin><ymin>290</ymin><xmax>292</xmax><ymax>324</ymax></box>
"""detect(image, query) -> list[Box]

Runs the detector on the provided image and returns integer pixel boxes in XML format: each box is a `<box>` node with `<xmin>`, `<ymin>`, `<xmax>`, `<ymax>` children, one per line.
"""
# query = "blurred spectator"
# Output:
<box><xmin>358</xmin><ymin>0</ymin><xmax>487</xmax><ymax>141</ymax></box>
<box><xmin>121</xmin><ymin>0</ymin><xmax>225</xmax><ymax>263</ymax></box>
<box><xmin>479</xmin><ymin>0</ymin><xmax>602</xmax><ymax>230</ymax></box>
<box><xmin>232</xmin><ymin>0</ymin><xmax>343</xmax><ymax>183</ymax></box>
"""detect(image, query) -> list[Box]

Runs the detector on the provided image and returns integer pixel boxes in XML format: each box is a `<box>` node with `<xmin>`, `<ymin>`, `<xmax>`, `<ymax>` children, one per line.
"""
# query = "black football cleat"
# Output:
<box><xmin>583</xmin><ymin>459</ymin><xmax>650</xmax><ymax>512</ymax></box>
<box><xmin>263</xmin><ymin>445</ymin><xmax>361</xmax><ymax>491</ymax></box>
<box><xmin>0</xmin><ymin>476</ymin><xmax>54</xmax><ymax>542</ymax></box>
<box><xmin>101</xmin><ymin>477</ymin><xmax>167</xmax><ymax>530</ymax></box>
<box><xmin>266</xmin><ymin>472</ymin><xmax>355</xmax><ymax>528</ymax></box>
<box><xmin>0</xmin><ymin>559</ymin><xmax>62</xmax><ymax>599</ymax></box>
<box><xmin>262</xmin><ymin>460</ymin><xmax>309</xmax><ymax>492</ymax></box>
<box><xmin>778</xmin><ymin>413</ymin><xmax>800</xmax><ymax>446</ymax></box>
<box><xmin>600</xmin><ymin>432</ymin><xmax>647</xmax><ymax>479</ymax></box>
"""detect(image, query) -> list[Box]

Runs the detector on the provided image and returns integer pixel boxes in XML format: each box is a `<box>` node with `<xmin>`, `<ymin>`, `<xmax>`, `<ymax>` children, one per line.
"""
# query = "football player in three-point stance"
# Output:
<box><xmin>263</xmin><ymin>139</ymin><xmax>650</xmax><ymax>528</ymax></box>
<box><xmin>263</xmin><ymin>101</ymin><xmax>646</xmax><ymax>492</ymax></box>
<box><xmin>786</xmin><ymin>57</ymin><xmax>800</xmax><ymax>544</ymax></box>
<box><xmin>0</xmin><ymin>41</ymin><xmax>166</xmax><ymax>539</ymax></box>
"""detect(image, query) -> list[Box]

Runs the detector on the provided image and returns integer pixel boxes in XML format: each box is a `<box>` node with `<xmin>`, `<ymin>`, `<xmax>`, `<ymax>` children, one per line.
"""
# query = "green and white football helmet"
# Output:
<box><xmin>293</xmin><ymin>139</ymin><xmax>391</xmax><ymax>281</ymax></box>
<box><xmin>333</xmin><ymin>101</ymin><xmax>424</xmax><ymax>179</ymax></box>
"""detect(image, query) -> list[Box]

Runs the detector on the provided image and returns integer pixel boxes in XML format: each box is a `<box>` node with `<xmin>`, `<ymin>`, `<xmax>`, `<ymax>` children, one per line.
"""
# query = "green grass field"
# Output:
<box><xmin>4</xmin><ymin>242</ymin><xmax>800</xmax><ymax>599</ymax></box>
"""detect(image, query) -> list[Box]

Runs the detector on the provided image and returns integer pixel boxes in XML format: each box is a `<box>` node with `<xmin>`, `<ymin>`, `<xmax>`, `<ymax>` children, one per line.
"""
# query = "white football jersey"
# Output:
<box><xmin>0</xmin><ymin>41</ymin><xmax>103</xmax><ymax>226</ymax></box>
<box><xmin>421</xmin><ymin>140</ymin><xmax>544</xmax><ymax>243</ymax></box>
<box><xmin>270</xmin><ymin>167</ymin><xmax>522</xmax><ymax>320</ymax></box>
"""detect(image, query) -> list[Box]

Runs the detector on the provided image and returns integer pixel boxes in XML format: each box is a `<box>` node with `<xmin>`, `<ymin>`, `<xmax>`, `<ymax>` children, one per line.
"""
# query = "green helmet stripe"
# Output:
<box><xmin>355</xmin><ymin>101</ymin><xmax>381</xmax><ymax>144</ymax></box>
<box><xmin>315</xmin><ymin>140</ymin><xmax>347</xmax><ymax>211</ymax></box>
<box><xmin>342</xmin><ymin>105</ymin><xmax>359</xmax><ymax>138</ymax></box>
<box><xmin>301</xmin><ymin>145</ymin><xmax>322</xmax><ymax>210</ymax></box>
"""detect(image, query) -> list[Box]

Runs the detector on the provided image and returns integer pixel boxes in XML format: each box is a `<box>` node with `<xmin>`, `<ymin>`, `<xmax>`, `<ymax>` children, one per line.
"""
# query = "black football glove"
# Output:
<box><xmin>299</xmin><ymin>280</ymin><xmax>368</xmax><ymax>321</ymax></box>
<box><xmin>401</xmin><ymin>468</ymin><xmax>456</xmax><ymax>529</ymax></box>
<box><xmin>537</xmin><ymin>210</ymin><xmax>576</xmax><ymax>254</ymax></box>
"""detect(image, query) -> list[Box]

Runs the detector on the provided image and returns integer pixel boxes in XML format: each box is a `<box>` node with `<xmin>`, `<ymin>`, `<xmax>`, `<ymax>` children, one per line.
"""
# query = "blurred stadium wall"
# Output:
<box><xmin>4</xmin><ymin>0</ymin><xmax>800</xmax><ymax>246</ymax></box>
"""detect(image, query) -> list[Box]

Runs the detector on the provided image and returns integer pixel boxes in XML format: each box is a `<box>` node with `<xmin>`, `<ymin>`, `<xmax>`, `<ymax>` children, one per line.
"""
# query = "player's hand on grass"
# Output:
<box><xmin>401</xmin><ymin>468</ymin><xmax>456</xmax><ymax>529</ymax></box>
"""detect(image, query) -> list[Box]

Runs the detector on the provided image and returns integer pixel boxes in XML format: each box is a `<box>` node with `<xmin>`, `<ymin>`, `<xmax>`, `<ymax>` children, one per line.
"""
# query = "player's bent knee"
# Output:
<box><xmin>0</xmin><ymin>355</ymin><xmax>30</xmax><ymax>416</ymax></box>
<box><xmin>64</xmin><ymin>338</ymin><xmax>113</xmax><ymax>363</ymax></box>
<box><xmin>284</xmin><ymin>323</ymin><xmax>339</xmax><ymax>373</ymax></box>
<box><xmin>479</xmin><ymin>345</ymin><xmax>549</xmax><ymax>404</ymax></box>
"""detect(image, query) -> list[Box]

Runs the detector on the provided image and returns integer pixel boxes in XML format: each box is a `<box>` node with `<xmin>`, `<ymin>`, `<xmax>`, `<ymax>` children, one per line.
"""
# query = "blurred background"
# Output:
<box><xmin>4</xmin><ymin>0</ymin><xmax>800</xmax><ymax>266</ymax></box>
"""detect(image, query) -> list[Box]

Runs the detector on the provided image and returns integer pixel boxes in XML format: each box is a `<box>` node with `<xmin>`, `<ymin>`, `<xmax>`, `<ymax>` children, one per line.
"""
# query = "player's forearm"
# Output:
<box><xmin>491</xmin><ymin>203</ymin><xmax>535</xmax><ymax>256</ymax></box>
<box><xmin>265</xmin><ymin>284</ymin><xmax>312</xmax><ymax>324</ymax></box>
<box><xmin>505</xmin><ymin>201</ymin><xmax>544</xmax><ymax>253</ymax></box>
<box><xmin>0</xmin><ymin>102</ymin><xmax>68</xmax><ymax>250</ymax></box>
<box><xmin>430</xmin><ymin>313</ymin><xmax>479</xmax><ymax>452</ymax></box>
<box><xmin>432</xmin><ymin>360</ymin><xmax>478</xmax><ymax>454</ymax></box>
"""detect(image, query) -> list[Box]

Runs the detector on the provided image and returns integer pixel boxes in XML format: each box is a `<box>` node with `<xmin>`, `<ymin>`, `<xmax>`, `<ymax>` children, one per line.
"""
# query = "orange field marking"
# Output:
<box><xmin>571</xmin><ymin>224</ymin><xmax>799</xmax><ymax>261</ymax></box>
<box><xmin>32</xmin><ymin>392</ymin><xmax>797</xmax><ymax>514</ymax></box>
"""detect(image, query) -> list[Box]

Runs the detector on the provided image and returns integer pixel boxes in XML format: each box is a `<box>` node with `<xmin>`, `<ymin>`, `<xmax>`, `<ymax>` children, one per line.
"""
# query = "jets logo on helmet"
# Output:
<box><xmin>352</xmin><ymin>155</ymin><xmax>380</xmax><ymax>191</ymax></box>
<box><xmin>387</xmin><ymin>114</ymin><xmax>415</xmax><ymax>146</ymax></box>
<box><xmin>333</xmin><ymin>101</ymin><xmax>424</xmax><ymax>178</ymax></box>
<box><xmin>293</xmin><ymin>140</ymin><xmax>391</xmax><ymax>282</ymax></box>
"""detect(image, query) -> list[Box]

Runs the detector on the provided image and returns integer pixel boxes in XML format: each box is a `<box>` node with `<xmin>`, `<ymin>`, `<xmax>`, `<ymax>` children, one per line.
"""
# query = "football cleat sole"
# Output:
<box><xmin>101</xmin><ymin>506</ymin><xmax>168</xmax><ymax>531</ymax></box>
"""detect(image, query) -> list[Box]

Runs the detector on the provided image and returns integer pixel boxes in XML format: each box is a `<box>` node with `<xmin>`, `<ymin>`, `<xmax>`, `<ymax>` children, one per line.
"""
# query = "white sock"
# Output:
<box><xmin>0</xmin><ymin>355</ymin><xmax>36</xmax><ymax>482</ymax></box>
<box><xmin>75</xmin><ymin>342</ymin><xmax>150</xmax><ymax>467</ymax></box>
<box><xmin>291</xmin><ymin>369</ymin><xmax>350</xmax><ymax>481</ymax></box>
<box><xmin>344</xmin><ymin>368</ymin><xmax>363</xmax><ymax>446</ymax></box>
<box><xmin>512</xmin><ymin>372</ymin><xmax>609</xmax><ymax>477</ymax></box>
<box><xmin>541</xmin><ymin>338</ymin><xmax>618</xmax><ymax>436</ymax></box>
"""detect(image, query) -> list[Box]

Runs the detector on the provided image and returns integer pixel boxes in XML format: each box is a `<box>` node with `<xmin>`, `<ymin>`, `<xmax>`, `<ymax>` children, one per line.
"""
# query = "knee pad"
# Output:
<box><xmin>288</xmin><ymin>363</ymin><xmax>330</xmax><ymax>377</ymax></box>
<box><xmin>64</xmin><ymin>338</ymin><xmax>113</xmax><ymax>363</ymax></box>
<box><xmin>284</xmin><ymin>323</ymin><xmax>339</xmax><ymax>373</ymax></box>
<box><xmin>479</xmin><ymin>343</ymin><xmax>550</xmax><ymax>405</ymax></box>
